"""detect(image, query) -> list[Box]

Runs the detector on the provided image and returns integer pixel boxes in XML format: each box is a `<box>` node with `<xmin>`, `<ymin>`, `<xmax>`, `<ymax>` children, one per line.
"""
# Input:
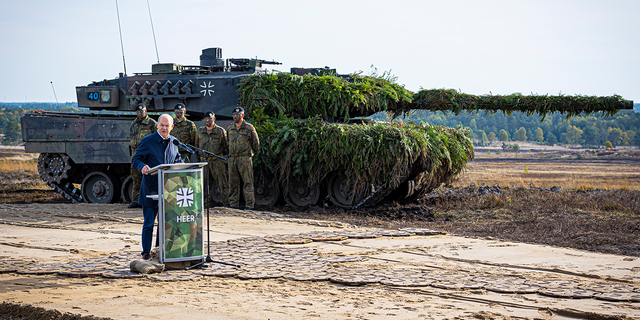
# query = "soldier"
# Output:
<box><xmin>227</xmin><ymin>107</ymin><xmax>260</xmax><ymax>210</ymax></box>
<box><xmin>194</xmin><ymin>111</ymin><xmax>229</xmax><ymax>207</ymax></box>
<box><xmin>128</xmin><ymin>104</ymin><xmax>157</xmax><ymax>209</ymax></box>
<box><xmin>170</xmin><ymin>103</ymin><xmax>197</xmax><ymax>162</ymax></box>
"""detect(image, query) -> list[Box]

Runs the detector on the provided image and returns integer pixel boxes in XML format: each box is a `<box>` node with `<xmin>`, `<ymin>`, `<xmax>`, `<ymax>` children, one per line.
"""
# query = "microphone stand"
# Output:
<box><xmin>180</xmin><ymin>144</ymin><xmax>239</xmax><ymax>269</ymax></box>
<box><xmin>186</xmin><ymin>144</ymin><xmax>226</xmax><ymax>162</ymax></box>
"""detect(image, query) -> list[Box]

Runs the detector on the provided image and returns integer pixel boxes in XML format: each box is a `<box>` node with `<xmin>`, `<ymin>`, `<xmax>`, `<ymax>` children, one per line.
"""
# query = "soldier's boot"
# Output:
<box><xmin>128</xmin><ymin>202</ymin><xmax>142</xmax><ymax>208</ymax></box>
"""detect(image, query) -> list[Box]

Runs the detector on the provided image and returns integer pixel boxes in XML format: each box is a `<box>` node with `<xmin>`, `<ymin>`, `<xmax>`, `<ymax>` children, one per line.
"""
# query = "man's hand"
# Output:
<box><xmin>141</xmin><ymin>165</ymin><xmax>150</xmax><ymax>175</ymax></box>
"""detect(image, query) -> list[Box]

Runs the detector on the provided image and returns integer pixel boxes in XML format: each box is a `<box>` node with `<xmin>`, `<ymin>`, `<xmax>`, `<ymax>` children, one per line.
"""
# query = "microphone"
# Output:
<box><xmin>172</xmin><ymin>139</ymin><xmax>194</xmax><ymax>154</ymax></box>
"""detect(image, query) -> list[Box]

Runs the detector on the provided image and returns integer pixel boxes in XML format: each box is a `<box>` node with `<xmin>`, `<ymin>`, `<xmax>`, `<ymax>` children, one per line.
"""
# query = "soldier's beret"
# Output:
<box><xmin>135</xmin><ymin>104</ymin><xmax>146</xmax><ymax>111</ymax></box>
<box><xmin>232</xmin><ymin>107</ymin><xmax>244</xmax><ymax>114</ymax></box>
<box><xmin>203</xmin><ymin>111</ymin><xmax>215</xmax><ymax>119</ymax></box>
<box><xmin>174</xmin><ymin>103</ymin><xmax>186</xmax><ymax>111</ymax></box>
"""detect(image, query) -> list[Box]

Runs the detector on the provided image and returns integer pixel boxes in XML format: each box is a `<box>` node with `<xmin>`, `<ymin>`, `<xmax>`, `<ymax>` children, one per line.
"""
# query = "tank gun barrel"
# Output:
<box><xmin>403</xmin><ymin>89</ymin><xmax>634</xmax><ymax>119</ymax></box>
<box><xmin>228</xmin><ymin>58</ymin><xmax>281</xmax><ymax>67</ymax></box>
<box><xmin>259</xmin><ymin>60</ymin><xmax>282</xmax><ymax>65</ymax></box>
<box><xmin>237</xmin><ymin>73</ymin><xmax>633</xmax><ymax>121</ymax></box>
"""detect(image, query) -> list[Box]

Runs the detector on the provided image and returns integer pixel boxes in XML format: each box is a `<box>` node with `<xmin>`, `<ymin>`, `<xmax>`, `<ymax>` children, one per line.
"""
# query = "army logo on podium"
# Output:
<box><xmin>162</xmin><ymin>170</ymin><xmax>204</xmax><ymax>261</ymax></box>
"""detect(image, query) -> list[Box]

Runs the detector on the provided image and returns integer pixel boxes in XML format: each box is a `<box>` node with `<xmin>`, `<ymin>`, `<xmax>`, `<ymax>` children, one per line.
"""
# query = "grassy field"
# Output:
<box><xmin>455</xmin><ymin>159</ymin><xmax>640</xmax><ymax>191</ymax></box>
<box><xmin>0</xmin><ymin>151</ymin><xmax>51</xmax><ymax>202</ymax></box>
<box><xmin>0</xmin><ymin>157</ymin><xmax>37</xmax><ymax>173</ymax></box>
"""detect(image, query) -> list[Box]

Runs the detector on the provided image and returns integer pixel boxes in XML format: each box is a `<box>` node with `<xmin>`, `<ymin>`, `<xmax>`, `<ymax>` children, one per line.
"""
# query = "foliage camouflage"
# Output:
<box><xmin>407</xmin><ymin>89</ymin><xmax>632</xmax><ymax>119</ymax></box>
<box><xmin>237</xmin><ymin>73</ymin><xmax>632</xmax><ymax>121</ymax></box>
<box><xmin>163</xmin><ymin>171</ymin><xmax>203</xmax><ymax>260</ymax></box>
<box><xmin>237</xmin><ymin>72</ymin><xmax>413</xmax><ymax>122</ymax></box>
<box><xmin>253</xmin><ymin>116</ymin><xmax>474</xmax><ymax>196</ymax></box>
<box><xmin>237</xmin><ymin>72</ymin><xmax>633</xmax><ymax>201</ymax></box>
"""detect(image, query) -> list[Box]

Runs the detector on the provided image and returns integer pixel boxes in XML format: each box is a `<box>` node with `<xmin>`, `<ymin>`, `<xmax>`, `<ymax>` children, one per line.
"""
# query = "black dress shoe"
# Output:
<box><xmin>142</xmin><ymin>253</ymin><xmax>151</xmax><ymax>260</ymax></box>
<box><xmin>128</xmin><ymin>202</ymin><xmax>141</xmax><ymax>208</ymax></box>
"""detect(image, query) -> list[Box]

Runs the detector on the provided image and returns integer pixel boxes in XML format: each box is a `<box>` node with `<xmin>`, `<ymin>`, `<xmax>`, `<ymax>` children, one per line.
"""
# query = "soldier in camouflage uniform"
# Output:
<box><xmin>170</xmin><ymin>103</ymin><xmax>197</xmax><ymax>162</ymax></box>
<box><xmin>128</xmin><ymin>104</ymin><xmax>157</xmax><ymax>208</ymax></box>
<box><xmin>194</xmin><ymin>111</ymin><xmax>229</xmax><ymax>207</ymax></box>
<box><xmin>227</xmin><ymin>107</ymin><xmax>260</xmax><ymax>210</ymax></box>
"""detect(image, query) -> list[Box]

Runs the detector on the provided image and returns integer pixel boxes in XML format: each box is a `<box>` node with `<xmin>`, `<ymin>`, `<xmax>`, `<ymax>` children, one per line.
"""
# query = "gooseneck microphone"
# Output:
<box><xmin>172</xmin><ymin>139</ymin><xmax>195</xmax><ymax>154</ymax></box>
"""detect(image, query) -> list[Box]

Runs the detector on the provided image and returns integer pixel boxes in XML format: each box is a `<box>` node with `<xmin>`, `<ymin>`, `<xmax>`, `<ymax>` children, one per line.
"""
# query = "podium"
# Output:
<box><xmin>148</xmin><ymin>162</ymin><xmax>208</xmax><ymax>264</ymax></box>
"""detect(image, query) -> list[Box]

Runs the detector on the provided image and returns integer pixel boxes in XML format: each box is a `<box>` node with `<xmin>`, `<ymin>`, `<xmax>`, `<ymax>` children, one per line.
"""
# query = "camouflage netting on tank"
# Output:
<box><xmin>238</xmin><ymin>72</ymin><xmax>629</xmax><ymax>202</ymax></box>
<box><xmin>406</xmin><ymin>89</ymin><xmax>632</xmax><ymax>119</ymax></box>
<box><xmin>237</xmin><ymin>73</ymin><xmax>632</xmax><ymax>121</ymax></box>
<box><xmin>253</xmin><ymin>118</ymin><xmax>474</xmax><ymax>196</ymax></box>
<box><xmin>237</xmin><ymin>72</ymin><xmax>413</xmax><ymax>121</ymax></box>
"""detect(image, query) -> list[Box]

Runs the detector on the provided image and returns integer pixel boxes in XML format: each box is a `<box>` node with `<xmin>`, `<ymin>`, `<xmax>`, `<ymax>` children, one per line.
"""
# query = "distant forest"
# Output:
<box><xmin>0</xmin><ymin>102</ymin><xmax>80</xmax><ymax>145</ymax></box>
<box><xmin>1</xmin><ymin>102</ymin><xmax>639</xmax><ymax>147</ymax></box>
<box><xmin>373</xmin><ymin>106</ymin><xmax>640</xmax><ymax>148</ymax></box>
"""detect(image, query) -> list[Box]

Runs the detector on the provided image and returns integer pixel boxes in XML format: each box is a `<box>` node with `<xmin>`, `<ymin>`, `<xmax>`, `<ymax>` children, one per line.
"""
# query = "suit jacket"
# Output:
<box><xmin>131</xmin><ymin>131</ymin><xmax>182</xmax><ymax>207</ymax></box>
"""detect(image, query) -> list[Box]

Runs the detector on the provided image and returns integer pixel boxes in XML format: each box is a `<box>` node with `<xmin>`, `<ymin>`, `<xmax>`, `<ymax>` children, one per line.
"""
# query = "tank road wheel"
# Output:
<box><xmin>284</xmin><ymin>178</ymin><xmax>320</xmax><ymax>207</ymax></box>
<box><xmin>255</xmin><ymin>178</ymin><xmax>280</xmax><ymax>206</ymax></box>
<box><xmin>82</xmin><ymin>172</ymin><xmax>119</xmax><ymax>204</ymax></box>
<box><xmin>121</xmin><ymin>175</ymin><xmax>134</xmax><ymax>203</ymax></box>
<box><xmin>37</xmin><ymin>153</ymin><xmax>71</xmax><ymax>184</ymax></box>
<box><xmin>327</xmin><ymin>173</ymin><xmax>371</xmax><ymax>209</ymax></box>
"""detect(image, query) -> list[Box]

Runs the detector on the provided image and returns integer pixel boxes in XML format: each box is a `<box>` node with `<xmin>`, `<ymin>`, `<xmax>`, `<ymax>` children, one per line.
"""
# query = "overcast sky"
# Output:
<box><xmin>1</xmin><ymin>0</ymin><xmax>638</xmax><ymax>104</ymax></box>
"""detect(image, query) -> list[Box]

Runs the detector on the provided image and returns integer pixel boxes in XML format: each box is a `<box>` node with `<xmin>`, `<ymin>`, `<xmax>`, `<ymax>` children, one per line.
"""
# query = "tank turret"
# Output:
<box><xmin>75</xmin><ymin>47</ymin><xmax>279</xmax><ymax>119</ymax></box>
<box><xmin>199</xmin><ymin>47</ymin><xmax>225</xmax><ymax>71</ymax></box>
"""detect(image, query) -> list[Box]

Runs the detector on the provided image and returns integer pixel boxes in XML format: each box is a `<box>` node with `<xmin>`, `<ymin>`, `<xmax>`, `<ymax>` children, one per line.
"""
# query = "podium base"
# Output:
<box><xmin>165</xmin><ymin>260</ymin><xmax>201</xmax><ymax>270</ymax></box>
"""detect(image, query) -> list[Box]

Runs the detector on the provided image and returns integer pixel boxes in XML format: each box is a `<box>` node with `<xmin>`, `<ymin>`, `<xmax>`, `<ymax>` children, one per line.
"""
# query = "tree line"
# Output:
<box><xmin>381</xmin><ymin>108</ymin><xmax>640</xmax><ymax>147</ymax></box>
<box><xmin>0</xmin><ymin>103</ymin><xmax>79</xmax><ymax>145</ymax></box>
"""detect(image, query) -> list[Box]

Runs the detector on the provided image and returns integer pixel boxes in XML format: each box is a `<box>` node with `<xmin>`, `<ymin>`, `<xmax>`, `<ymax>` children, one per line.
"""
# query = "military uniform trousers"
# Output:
<box><xmin>131</xmin><ymin>166</ymin><xmax>143</xmax><ymax>204</ymax></box>
<box><xmin>228</xmin><ymin>156</ymin><xmax>254</xmax><ymax>208</ymax></box>
<box><xmin>206</xmin><ymin>158</ymin><xmax>229</xmax><ymax>207</ymax></box>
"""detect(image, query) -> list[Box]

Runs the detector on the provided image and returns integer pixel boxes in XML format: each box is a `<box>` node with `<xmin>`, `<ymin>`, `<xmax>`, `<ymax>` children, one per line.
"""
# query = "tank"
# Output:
<box><xmin>22</xmin><ymin>47</ymin><xmax>279</xmax><ymax>204</ymax></box>
<box><xmin>235</xmin><ymin>71</ymin><xmax>633</xmax><ymax>208</ymax></box>
<box><xmin>21</xmin><ymin>47</ymin><xmax>634</xmax><ymax>208</ymax></box>
<box><xmin>22</xmin><ymin>111</ymin><xmax>134</xmax><ymax>203</ymax></box>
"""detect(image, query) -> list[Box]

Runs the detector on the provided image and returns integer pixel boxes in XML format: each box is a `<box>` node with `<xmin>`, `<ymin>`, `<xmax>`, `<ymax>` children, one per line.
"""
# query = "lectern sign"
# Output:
<box><xmin>161</xmin><ymin>170</ymin><xmax>204</xmax><ymax>261</ymax></box>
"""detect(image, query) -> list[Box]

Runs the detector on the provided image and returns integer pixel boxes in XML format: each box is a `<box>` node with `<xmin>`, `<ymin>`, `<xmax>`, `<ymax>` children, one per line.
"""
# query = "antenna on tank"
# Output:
<box><xmin>115</xmin><ymin>0</ymin><xmax>127</xmax><ymax>76</ymax></box>
<box><xmin>147</xmin><ymin>0</ymin><xmax>160</xmax><ymax>64</ymax></box>
<box><xmin>50</xmin><ymin>81</ymin><xmax>60</xmax><ymax>108</ymax></box>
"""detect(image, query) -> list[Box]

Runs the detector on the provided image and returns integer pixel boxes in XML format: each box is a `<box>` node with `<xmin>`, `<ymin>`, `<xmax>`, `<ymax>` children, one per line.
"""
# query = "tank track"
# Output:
<box><xmin>47</xmin><ymin>181</ymin><xmax>83</xmax><ymax>204</ymax></box>
<box><xmin>352</xmin><ymin>174</ymin><xmax>414</xmax><ymax>209</ymax></box>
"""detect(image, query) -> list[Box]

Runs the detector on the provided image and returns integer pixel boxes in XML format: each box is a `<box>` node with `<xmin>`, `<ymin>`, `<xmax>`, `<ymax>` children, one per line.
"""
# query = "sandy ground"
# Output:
<box><xmin>0</xmin><ymin>203</ymin><xmax>638</xmax><ymax>319</ymax></box>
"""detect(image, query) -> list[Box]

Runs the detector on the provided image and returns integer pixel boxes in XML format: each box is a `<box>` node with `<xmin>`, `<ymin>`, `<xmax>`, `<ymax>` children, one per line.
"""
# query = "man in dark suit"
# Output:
<box><xmin>131</xmin><ymin>114</ymin><xmax>183</xmax><ymax>260</ymax></box>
